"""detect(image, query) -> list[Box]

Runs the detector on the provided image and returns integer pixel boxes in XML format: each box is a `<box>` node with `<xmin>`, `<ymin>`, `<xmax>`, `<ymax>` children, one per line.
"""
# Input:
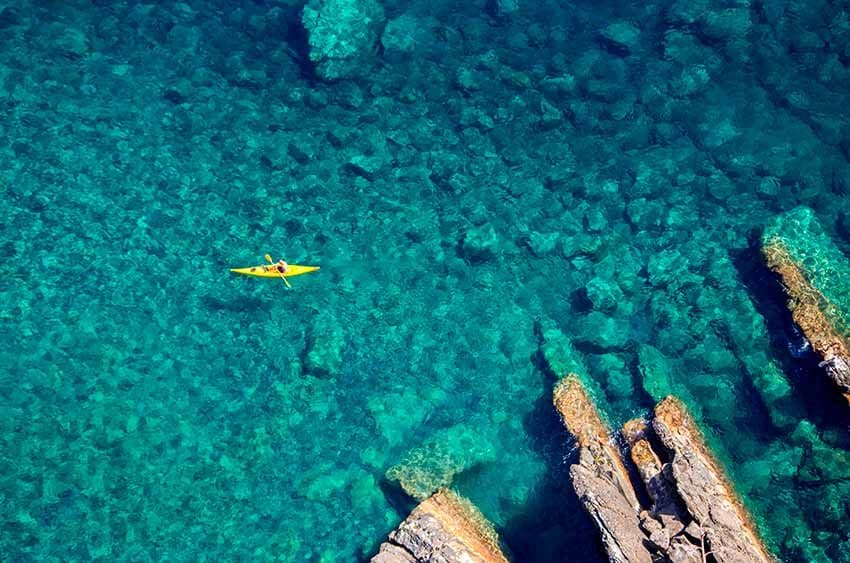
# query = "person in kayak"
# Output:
<box><xmin>272</xmin><ymin>259</ymin><xmax>288</xmax><ymax>274</ymax></box>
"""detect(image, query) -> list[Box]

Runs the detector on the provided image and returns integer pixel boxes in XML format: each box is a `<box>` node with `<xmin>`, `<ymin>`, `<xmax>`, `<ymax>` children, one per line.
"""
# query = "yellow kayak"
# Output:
<box><xmin>230</xmin><ymin>264</ymin><xmax>320</xmax><ymax>278</ymax></box>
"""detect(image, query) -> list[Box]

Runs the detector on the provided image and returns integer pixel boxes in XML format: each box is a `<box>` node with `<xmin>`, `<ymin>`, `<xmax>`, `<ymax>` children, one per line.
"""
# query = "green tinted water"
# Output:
<box><xmin>2</xmin><ymin>1</ymin><xmax>850</xmax><ymax>561</ymax></box>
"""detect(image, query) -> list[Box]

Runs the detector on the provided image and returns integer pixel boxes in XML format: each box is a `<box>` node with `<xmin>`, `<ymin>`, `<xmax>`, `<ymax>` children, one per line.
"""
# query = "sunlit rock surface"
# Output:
<box><xmin>371</xmin><ymin>489</ymin><xmax>510</xmax><ymax>563</ymax></box>
<box><xmin>553</xmin><ymin>376</ymin><xmax>653</xmax><ymax>563</ymax></box>
<box><xmin>555</xmin><ymin>376</ymin><xmax>771</xmax><ymax>563</ymax></box>
<box><xmin>652</xmin><ymin>397</ymin><xmax>772</xmax><ymax>563</ymax></box>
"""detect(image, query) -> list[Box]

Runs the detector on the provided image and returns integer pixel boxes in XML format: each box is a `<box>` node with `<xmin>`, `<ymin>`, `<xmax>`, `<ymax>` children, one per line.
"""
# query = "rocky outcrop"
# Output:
<box><xmin>621</xmin><ymin>418</ymin><xmax>690</xmax><ymax>555</ymax></box>
<box><xmin>652</xmin><ymin>397</ymin><xmax>773</xmax><ymax>563</ymax></box>
<box><xmin>763</xmin><ymin>240</ymin><xmax>850</xmax><ymax>404</ymax></box>
<box><xmin>371</xmin><ymin>488</ymin><xmax>510</xmax><ymax>563</ymax></box>
<box><xmin>554</xmin><ymin>375</ymin><xmax>772</xmax><ymax>563</ymax></box>
<box><xmin>553</xmin><ymin>376</ymin><xmax>653</xmax><ymax>563</ymax></box>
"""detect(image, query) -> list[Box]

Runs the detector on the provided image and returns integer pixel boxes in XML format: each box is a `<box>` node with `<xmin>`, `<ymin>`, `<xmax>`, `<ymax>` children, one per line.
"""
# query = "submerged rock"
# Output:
<box><xmin>381</xmin><ymin>13</ymin><xmax>438</xmax><ymax>57</ymax></box>
<box><xmin>485</xmin><ymin>0</ymin><xmax>520</xmax><ymax>19</ymax></box>
<box><xmin>386</xmin><ymin>424</ymin><xmax>496</xmax><ymax>500</ymax></box>
<box><xmin>371</xmin><ymin>489</ymin><xmax>510</xmax><ymax>563</ymax></box>
<box><xmin>763</xmin><ymin>207</ymin><xmax>850</xmax><ymax>404</ymax></box>
<box><xmin>576</xmin><ymin>311</ymin><xmax>628</xmax><ymax>349</ymax></box>
<box><xmin>598</xmin><ymin>22</ymin><xmax>641</xmax><ymax>56</ymax></box>
<box><xmin>637</xmin><ymin>344</ymin><xmax>674</xmax><ymax>401</ymax></box>
<box><xmin>458</xmin><ymin>224</ymin><xmax>498</xmax><ymax>263</ymax></box>
<box><xmin>301</xmin><ymin>0</ymin><xmax>385</xmax><ymax>81</ymax></box>
<box><xmin>536</xmin><ymin>320</ymin><xmax>588</xmax><ymax>380</ymax></box>
<box><xmin>303</xmin><ymin>313</ymin><xmax>346</xmax><ymax>377</ymax></box>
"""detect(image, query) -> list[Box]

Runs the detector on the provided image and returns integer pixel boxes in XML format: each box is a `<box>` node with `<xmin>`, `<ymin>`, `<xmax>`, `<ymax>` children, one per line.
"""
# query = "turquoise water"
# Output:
<box><xmin>2</xmin><ymin>1</ymin><xmax>850</xmax><ymax>561</ymax></box>
<box><xmin>765</xmin><ymin>206</ymin><xmax>850</xmax><ymax>333</ymax></box>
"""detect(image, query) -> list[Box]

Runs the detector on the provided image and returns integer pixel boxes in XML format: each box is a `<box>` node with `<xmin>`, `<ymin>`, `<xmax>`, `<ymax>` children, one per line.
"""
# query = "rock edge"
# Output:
<box><xmin>553</xmin><ymin>375</ymin><xmax>773</xmax><ymax>563</ymax></box>
<box><xmin>371</xmin><ymin>488</ymin><xmax>510</xmax><ymax>563</ymax></box>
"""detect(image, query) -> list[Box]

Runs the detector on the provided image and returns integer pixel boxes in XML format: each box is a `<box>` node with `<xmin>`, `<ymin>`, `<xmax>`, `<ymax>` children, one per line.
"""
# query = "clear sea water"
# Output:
<box><xmin>2</xmin><ymin>1</ymin><xmax>850</xmax><ymax>561</ymax></box>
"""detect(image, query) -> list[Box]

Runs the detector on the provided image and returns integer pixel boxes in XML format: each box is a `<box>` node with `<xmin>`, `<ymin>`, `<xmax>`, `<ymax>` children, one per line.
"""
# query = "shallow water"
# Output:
<box><xmin>2</xmin><ymin>1</ymin><xmax>850</xmax><ymax>561</ymax></box>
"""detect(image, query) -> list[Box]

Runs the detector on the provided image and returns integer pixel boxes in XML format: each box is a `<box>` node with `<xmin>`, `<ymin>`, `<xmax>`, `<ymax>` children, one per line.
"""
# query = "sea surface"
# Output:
<box><xmin>2</xmin><ymin>0</ymin><xmax>850</xmax><ymax>561</ymax></box>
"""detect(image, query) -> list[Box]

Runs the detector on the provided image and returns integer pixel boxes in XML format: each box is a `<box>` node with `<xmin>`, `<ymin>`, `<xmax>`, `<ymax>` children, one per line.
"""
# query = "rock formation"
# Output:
<box><xmin>371</xmin><ymin>488</ymin><xmax>510</xmax><ymax>563</ymax></box>
<box><xmin>621</xmin><ymin>418</ymin><xmax>690</xmax><ymax>555</ymax></box>
<box><xmin>372</xmin><ymin>376</ymin><xmax>773</xmax><ymax>563</ymax></box>
<box><xmin>554</xmin><ymin>375</ymin><xmax>772</xmax><ymax>563</ymax></box>
<box><xmin>651</xmin><ymin>397</ymin><xmax>773</xmax><ymax>563</ymax></box>
<box><xmin>553</xmin><ymin>376</ymin><xmax>653</xmax><ymax>563</ymax></box>
<box><xmin>763</xmin><ymin>240</ymin><xmax>850</xmax><ymax>404</ymax></box>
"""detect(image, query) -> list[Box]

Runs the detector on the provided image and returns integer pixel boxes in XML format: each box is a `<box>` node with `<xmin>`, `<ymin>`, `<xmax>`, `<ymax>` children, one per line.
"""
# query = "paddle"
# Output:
<box><xmin>265</xmin><ymin>253</ymin><xmax>292</xmax><ymax>289</ymax></box>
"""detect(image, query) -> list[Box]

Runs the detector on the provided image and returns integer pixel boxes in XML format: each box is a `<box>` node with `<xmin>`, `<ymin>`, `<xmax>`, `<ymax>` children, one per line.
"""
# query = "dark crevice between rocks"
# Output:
<box><xmin>614</xmin><ymin>426</ymin><xmax>658</xmax><ymax>515</ymax></box>
<box><xmin>732</xmin><ymin>235</ymin><xmax>850</xmax><ymax>431</ymax></box>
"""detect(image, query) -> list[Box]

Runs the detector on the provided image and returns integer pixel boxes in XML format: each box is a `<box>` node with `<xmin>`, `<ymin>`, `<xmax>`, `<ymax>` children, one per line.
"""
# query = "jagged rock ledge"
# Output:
<box><xmin>371</xmin><ymin>376</ymin><xmax>771</xmax><ymax>562</ymax></box>
<box><xmin>651</xmin><ymin>397</ymin><xmax>772</xmax><ymax>563</ymax></box>
<box><xmin>554</xmin><ymin>375</ymin><xmax>772</xmax><ymax>563</ymax></box>
<box><xmin>553</xmin><ymin>376</ymin><xmax>652</xmax><ymax>563</ymax></box>
<box><xmin>371</xmin><ymin>488</ymin><xmax>510</xmax><ymax>563</ymax></box>
<box><xmin>762</xmin><ymin>240</ymin><xmax>850</xmax><ymax>404</ymax></box>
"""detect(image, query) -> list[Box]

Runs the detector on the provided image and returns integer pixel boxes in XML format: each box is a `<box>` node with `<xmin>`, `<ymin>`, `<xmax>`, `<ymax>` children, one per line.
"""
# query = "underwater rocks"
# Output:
<box><xmin>553</xmin><ymin>376</ymin><xmax>771</xmax><ymax>563</ymax></box>
<box><xmin>485</xmin><ymin>0</ymin><xmax>520</xmax><ymax>18</ymax></box>
<box><xmin>381</xmin><ymin>13</ymin><xmax>438</xmax><ymax>58</ymax></box>
<box><xmin>303</xmin><ymin>312</ymin><xmax>346</xmax><ymax>377</ymax></box>
<box><xmin>537</xmin><ymin>319</ymin><xmax>585</xmax><ymax>377</ymax></box>
<box><xmin>301</xmin><ymin>0</ymin><xmax>385</xmax><ymax>81</ymax></box>
<box><xmin>763</xmin><ymin>207</ymin><xmax>850</xmax><ymax>404</ymax></box>
<box><xmin>386</xmin><ymin>423</ymin><xmax>496</xmax><ymax>501</ymax></box>
<box><xmin>458</xmin><ymin>224</ymin><xmax>499</xmax><ymax>263</ymax></box>
<box><xmin>371</xmin><ymin>489</ymin><xmax>510</xmax><ymax>563</ymax></box>
<box><xmin>598</xmin><ymin>22</ymin><xmax>641</xmax><ymax>56</ymax></box>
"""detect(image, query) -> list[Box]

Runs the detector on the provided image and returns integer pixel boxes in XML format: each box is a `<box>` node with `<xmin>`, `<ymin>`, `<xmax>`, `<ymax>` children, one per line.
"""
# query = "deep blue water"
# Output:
<box><xmin>2</xmin><ymin>0</ymin><xmax>850</xmax><ymax>561</ymax></box>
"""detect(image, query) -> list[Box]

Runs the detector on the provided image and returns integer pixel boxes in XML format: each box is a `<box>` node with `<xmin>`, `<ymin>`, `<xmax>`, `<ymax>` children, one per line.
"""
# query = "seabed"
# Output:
<box><xmin>2</xmin><ymin>1</ymin><xmax>850</xmax><ymax>561</ymax></box>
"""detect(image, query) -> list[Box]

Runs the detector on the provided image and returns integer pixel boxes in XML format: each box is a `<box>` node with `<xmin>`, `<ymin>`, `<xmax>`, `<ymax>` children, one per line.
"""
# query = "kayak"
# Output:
<box><xmin>230</xmin><ymin>264</ymin><xmax>320</xmax><ymax>278</ymax></box>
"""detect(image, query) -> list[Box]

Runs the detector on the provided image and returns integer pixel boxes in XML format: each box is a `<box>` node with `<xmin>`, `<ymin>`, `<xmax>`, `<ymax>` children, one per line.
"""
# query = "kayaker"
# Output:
<box><xmin>274</xmin><ymin>259</ymin><xmax>289</xmax><ymax>274</ymax></box>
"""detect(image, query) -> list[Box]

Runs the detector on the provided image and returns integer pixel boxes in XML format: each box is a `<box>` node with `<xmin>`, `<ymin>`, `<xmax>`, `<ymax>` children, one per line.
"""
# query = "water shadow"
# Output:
<box><xmin>499</xmin><ymin>386</ymin><xmax>607</xmax><ymax>563</ymax></box>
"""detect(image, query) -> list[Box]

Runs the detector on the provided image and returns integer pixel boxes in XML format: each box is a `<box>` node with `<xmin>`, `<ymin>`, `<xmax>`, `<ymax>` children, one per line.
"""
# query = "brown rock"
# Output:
<box><xmin>763</xmin><ymin>241</ymin><xmax>850</xmax><ymax>403</ymax></box>
<box><xmin>371</xmin><ymin>488</ymin><xmax>510</xmax><ymax>563</ymax></box>
<box><xmin>372</xmin><ymin>543</ymin><xmax>418</xmax><ymax>563</ymax></box>
<box><xmin>552</xmin><ymin>380</ymin><xmax>772</xmax><ymax>563</ymax></box>
<box><xmin>666</xmin><ymin>537</ymin><xmax>703</xmax><ymax>563</ymax></box>
<box><xmin>553</xmin><ymin>376</ymin><xmax>654</xmax><ymax>563</ymax></box>
<box><xmin>652</xmin><ymin>397</ymin><xmax>773</xmax><ymax>563</ymax></box>
<box><xmin>622</xmin><ymin>418</ymin><xmax>688</xmax><ymax>543</ymax></box>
